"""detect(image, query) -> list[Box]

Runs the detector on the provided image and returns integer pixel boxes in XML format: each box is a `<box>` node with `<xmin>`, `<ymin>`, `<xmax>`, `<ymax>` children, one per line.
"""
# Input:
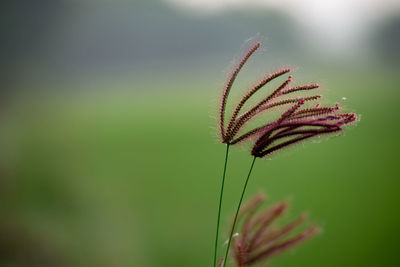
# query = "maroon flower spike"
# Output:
<box><xmin>225</xmin><ymin>192</ymin><xmax>319</xmax><ymax>267</ymax></box>
<box><xmin>219</xmin><ymin>42</ymin><xmax>321</xmax><ymax>145</ymax></box>
<box><xmin>251</xmin><ymin>100</ymin><xmax>357</xmax><ymax>158</ymax></box>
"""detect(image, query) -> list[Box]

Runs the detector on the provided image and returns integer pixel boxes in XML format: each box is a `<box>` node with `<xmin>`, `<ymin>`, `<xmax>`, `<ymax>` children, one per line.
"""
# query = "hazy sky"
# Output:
<box><xmin>165</xmin><ymin>0</ymin><xmax>400</xmax><ymax>53</ymax></box>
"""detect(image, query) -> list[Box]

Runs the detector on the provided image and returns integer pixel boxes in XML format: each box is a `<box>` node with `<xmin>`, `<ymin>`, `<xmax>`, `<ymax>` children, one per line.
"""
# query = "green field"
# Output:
<box><xmin>0</xmin><ymin>68</ymin><xmax>399</xmax><ymax>267</ymax></box>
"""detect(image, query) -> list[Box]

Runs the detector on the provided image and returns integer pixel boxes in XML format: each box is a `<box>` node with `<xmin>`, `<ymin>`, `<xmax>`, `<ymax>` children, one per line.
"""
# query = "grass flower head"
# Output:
<box><xmin>220</xmin><ymin>192</ymin><xmax>320</xmax><ymax>267</ymax></box>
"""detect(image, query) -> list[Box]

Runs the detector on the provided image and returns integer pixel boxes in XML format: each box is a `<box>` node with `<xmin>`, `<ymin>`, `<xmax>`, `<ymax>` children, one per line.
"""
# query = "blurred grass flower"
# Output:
<box><xmin>219</xmin><ymin>192</ymin><xmax>319</xmax><ymax>267</ymax></box>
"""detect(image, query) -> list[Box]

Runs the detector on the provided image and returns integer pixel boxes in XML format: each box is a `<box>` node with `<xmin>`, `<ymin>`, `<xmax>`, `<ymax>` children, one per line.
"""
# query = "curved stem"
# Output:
<box><xmin>223</xmin><ymin>156</ymin><xmax>257</xmax><ymax>267</ymax></box>
<box><xmin>214</xmin><ymin>144</ymin><xmax>230</xmax><ymax>267</ymax></box>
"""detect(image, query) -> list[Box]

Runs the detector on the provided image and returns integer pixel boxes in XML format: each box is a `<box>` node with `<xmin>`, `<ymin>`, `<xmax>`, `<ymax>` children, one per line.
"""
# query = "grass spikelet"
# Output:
<box><xmin>280</xmin><ymin>84</ymin><xmax>320</xmax><ymax>95</ymax></box>
<box><xmin>220</xmin><ymin>43</ymin><xmax>261</xmax><ymax>141</ymax></box>
<box><xmin>258</xmin><ymin>95</ymin><xmax>321</xmax><ymax>113</ymax></box>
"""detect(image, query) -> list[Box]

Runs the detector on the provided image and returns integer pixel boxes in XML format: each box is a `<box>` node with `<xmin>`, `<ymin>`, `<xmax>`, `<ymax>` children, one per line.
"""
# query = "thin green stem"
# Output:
<box><xmin>214</xmin><ymin>144</ymin><xmax>230</xmax><ymax>267</ymax></box>
<box><xmin>222</xmin><ymin>156</ymin><xmax>257</xmax><ymax>267</ymax></box>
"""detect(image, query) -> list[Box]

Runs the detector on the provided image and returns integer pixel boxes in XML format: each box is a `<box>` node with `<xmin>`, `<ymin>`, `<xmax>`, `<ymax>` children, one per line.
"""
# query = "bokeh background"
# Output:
<box><xmin>1</xmin><ymin>0</ymin><xmax>400</xmax><ymax>266</ymax></box>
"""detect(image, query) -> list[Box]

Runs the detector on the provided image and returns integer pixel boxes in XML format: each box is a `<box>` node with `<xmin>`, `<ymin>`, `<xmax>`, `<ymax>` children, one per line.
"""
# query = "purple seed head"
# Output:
<box><xmin>225</xmin><ymin>192</ymin><xmax>320</xmax><ymax>266</ymax></box>
<box><xmin>218</xmin><ymin>41</ymin><xmax>357</xmax><ymax>158</ymax></box>
<box><xmin>219</xmin><ymin>42</ymin><xmax>322</xmax><ymax>145</ymax></box>
<box><xmin>251</xmin><ymin>101</ymin><xmax>357</xmax><ymax>158</ymax></box>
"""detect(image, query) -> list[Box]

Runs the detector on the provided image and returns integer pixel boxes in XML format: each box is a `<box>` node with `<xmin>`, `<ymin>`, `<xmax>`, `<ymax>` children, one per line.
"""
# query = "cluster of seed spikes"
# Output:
<box><xmin>214</xmin><ymin>41</ymin><xmax>357</xmax><ymax>267</ymax></box>
<box><xmin>219</xmin><ymin>42</ymin><xmax>356</xmax><ymax>155</ymax></box>
<box><xmin>218</xmin><ymin>192</ymin><xmax>320</xmax><ymax>267</ymax></box>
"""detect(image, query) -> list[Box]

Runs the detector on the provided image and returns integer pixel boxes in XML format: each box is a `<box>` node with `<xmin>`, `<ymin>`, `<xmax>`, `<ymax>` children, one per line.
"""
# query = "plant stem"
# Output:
<box><xmin>222</xmin><ymin>156</ymin><xmax>256</xmax><ymax>267</ymax></box>
<box><xmin>214</xmin><ymin>144</ymin><xmax>230</xmax><ymax>267</ymax></box>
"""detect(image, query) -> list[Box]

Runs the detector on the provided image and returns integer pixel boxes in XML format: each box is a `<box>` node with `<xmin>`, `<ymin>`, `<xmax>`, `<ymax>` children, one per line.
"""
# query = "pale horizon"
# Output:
<box><xmin>165</xmin><ymin>0</ymin><xmax>400</xmax><ymax>53</ymax></box>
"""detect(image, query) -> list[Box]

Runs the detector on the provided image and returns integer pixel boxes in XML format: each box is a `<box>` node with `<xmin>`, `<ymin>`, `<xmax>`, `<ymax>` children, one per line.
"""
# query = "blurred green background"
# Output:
<box><xmin>1</xmin><ymin>0</ymin><xmax>399</xmax><ymax>266</ymax></box>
